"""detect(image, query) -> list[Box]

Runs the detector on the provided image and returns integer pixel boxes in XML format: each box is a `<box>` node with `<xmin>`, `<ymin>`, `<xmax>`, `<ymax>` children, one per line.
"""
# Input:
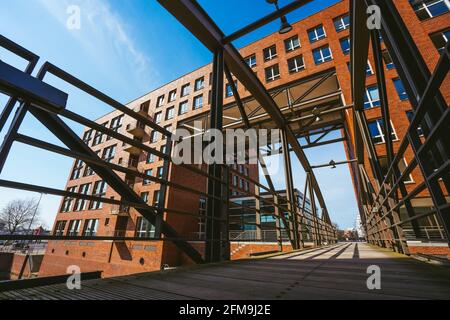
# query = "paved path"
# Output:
<box><xmin>2</xmin><ymin>243</ymin><xmax>450</xmax><ymax>300</ymax></box>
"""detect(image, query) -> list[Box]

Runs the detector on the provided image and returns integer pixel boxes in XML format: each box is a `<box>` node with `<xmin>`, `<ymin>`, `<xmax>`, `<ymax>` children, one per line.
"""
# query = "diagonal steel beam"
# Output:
<box><xmin>158</xmin><ymin>0</ymin><xmax>331</xmax><ymax>224</ymax></box>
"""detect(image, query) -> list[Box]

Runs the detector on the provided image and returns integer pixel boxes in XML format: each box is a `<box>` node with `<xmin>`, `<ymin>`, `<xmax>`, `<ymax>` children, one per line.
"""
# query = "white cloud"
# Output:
<box><xmin>37</xmin><ymin>0</ymin><xmax>158</xmax><ymax>92</ymax></box>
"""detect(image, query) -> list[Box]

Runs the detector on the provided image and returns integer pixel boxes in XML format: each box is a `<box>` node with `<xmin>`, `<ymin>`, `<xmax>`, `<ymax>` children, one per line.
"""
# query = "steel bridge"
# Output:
<box><xmin>0</xmin><ymin>0</ymin><xmax>449</xmax><ymax>298</ymax></box>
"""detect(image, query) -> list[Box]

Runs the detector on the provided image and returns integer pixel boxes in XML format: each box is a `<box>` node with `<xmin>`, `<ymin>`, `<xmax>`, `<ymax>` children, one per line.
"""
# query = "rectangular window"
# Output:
<box><xmin>92</xmin><ymin>125</ymin><xmax>106</xmax><ymax>146</ymax></box>
<box><xmin>143</xmin><ymin>169</ymin><xmax>153</xmax><ymax>185</ymax></box>
<box><xmin>83</xmin><ymin>219</ymin><xmax>98</xmax><ymax>237</ymax></box>
<box><xmin>74</xmin><ymin>183</ymin><xmax>91</xmax><ymax>211</ymax></box>
<box><xmin>364</xmin><ymin>86</ymin><xmax>381</xmax><ymax>109</ymax></box>
<box><xmin>156</xmin><ymin>95</ymin><xmax>165</xmax><ymax>108</ymax></box>
<box><xmin>245</xmin><ymin>54</ymin><xmax>257</xmax><ymax>68</ymax></box>
<box><xmin>406</xmin><ymin>111</ymin><xmax>424</xmax><ymax>136</ymax></box>
<box><xmin>225</xmin><ymin>81</ymin><xmax>237</xmax><ymax>97</ymax></box>
<box><xmin>90</xmin><ymin>181</ymin><xmax>107</xmax><ymax>210</ymax></box>
<box><xmin>366</xmin><ymin>61</ymin><xmax>374</xmax><ymax>76</ymax></box>
<box><xmin>284</xmin><ymin>36</ymin><xmax>300</xmax><ymax>52</ymax></box>
<box><xmin>157</xmin><ymin>167</ymin><xmax>164</xmax><ymax>179</ymax></box>
<box><xmin>193</xmin><ymin>95</ymin><xmax>204</xmax><ymax>109</ymax></box>
<box><xmin>70</xmin><ymin>159</ymin><xmax>84</xmax><ymax>180</ymax></box>
<box><xmin>54</xmin><ymin>221</ymin><xmax>67</xmax><ymax>236</ymax></box>
<box><xmin>287</xmin><ymin>55</ymin><xmax>305</xmax><ymax>73</ymax></box>
<box><xmin>334</xmin><ymin>14</ymin><xmax>350</xmax><ymax>32</ymax></box>
<box><xmin>368</xmin><ymin>119</ymin><xmax>397</xmax><ymax>144</ymax></box>
<box><xmin>60</xmin><ymin>186</ymin><xmax>77</xmax><ymax>213</ymax></box>
<box><xmin>308</xmin><ymin>25</ymin><xmax>326</xmax><ymax>43</ymax></box>
<box><xmin>150</xmin><ymin>130</ymin><xmax>159</xmax><ymax>143</ymax></box>
<box><xmin>194</xmin><ymin>77</ymin><xmax>205</xmax><ymax>91</ymax></box>
<box><xmin>110</xmin><ymin>115</ymin><xmax>123</xmax><ymax>133</ymax></box>
<box><xmin>265</xmin><ymin>64</ymin><xmax>281</xmax><ymax>82</ymax></box>
<box><xmin>312</xmin><ymin>45</ymin><xmax>333</xmax><ymax>64</ymax></box>
<box><xmin>263</xmin><ymin>45</ymin><xmax>277</xmax><ymax>61</ymax></box>
<box><xmin>147</xmin><ymin>152</ymin><xmax>156</xmax><ymax>164</ymax></box>
<box><xmin>135</xmin><ymin>217</ymin><xmax>154</xmax><ymax>238</ymax></box>
<box><xmin>181</xmin><ymin>84</ymin><xmax>191</xmax><ymax>97</ymax></box>
<box><xmin>340</xmin><ymin>37</ymin><xmax>350</xmax><ymax>55</ymax></box>
<box><xmin>410</xmin><ymin>0</ymin><xmax>449</xmax><ymax>20</ymax></box>
<box><xmin>67</xmin><ymin>220</ymin><xmax>81</xmax><ymax>236</ymax></box>
<box><xmin>382</xmin><ymin>50</ymin><xmax>395</xmax><ymax>69</ymax></box>
<box><xmin>154</xmin><ymin>112</ymin><xmax>162</xmax><ymax>124</ymax></box>
<box><xmin>166</xmin><ymin>107</ymin><xmax>174</xmax><ymax>120</ymax></box>
<box><xmin>101</xmin><ymin>145</ymin><xmax>116</xmax><ymax>163</ymax></box>
<box><xmin>153</xmin><ymin>190</ymin><xmax>161</xmax><ymax>205</ymax></box>
<box><xmin>430</xmin><ymin>28</ymin><xmax>450</xmax><ymax>52</ymax></box>
<box><xmin>82</xmin><ymin>130</ymin><xmax>93</xmax><ymax>145</ymax></box>
<box><xmin>141</xmin><ymin>192</ymin><xmax>149</xmax><ymax>203</ymax></box>
<box><xmin>168</xmin><ymin>89</ymin><xmax>177</xmax><ymax>102</ymax></box>
<box><xmin>393</xmin><ymin>78</ymin><xmax>409</xmax><ymax>100</ymax></box>
<box><xmin>179</xmin><ymin>100</ymin><xmax>189</xmax><ymax>115</ymax></box>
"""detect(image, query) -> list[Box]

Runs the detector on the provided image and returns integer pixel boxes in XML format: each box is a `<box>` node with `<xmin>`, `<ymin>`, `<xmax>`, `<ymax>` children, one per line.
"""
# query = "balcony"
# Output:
<box><xmin>109</xmin><ymin>205</ymin><xmax>130</xmax><ymax>216</ymax></box>
<box><xmin>126</xmin><ymin>121</ymin><xmax>146</xmax><ymax>138</ymax></box>
<box><xmin>134</xmin><ymin>102</ymin><xmax>149</xmax><ymax>117</ymax></box>
<box><xmin>127</xmin><ymin>159</ymin><xmax>138</xmax><ymax>170</ymax></box>
<box><xmin>123</xmin><ymin>141</ymin><xmax>141</xmax><ymax>155</ymax></box>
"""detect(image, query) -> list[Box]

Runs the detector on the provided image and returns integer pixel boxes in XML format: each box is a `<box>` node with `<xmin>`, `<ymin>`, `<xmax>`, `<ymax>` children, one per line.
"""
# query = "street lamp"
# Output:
<box><xmin>266</xmin><ymin>0</ymin><xmax>293</xmax><ymax>34</ymax></box>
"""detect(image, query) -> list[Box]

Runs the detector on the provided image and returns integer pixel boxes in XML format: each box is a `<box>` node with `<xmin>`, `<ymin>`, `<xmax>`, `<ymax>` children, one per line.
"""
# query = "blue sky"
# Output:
<box><xmin>0</xmin><ymin>0</ymin><xmax>358</xmax><ymax>229</ymax></box>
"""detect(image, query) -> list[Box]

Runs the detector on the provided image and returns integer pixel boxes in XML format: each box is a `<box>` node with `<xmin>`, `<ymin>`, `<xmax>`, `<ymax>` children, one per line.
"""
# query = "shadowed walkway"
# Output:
<box><xmin>1</xmin><ymin>243</ymin><xmax>450</xmax><ymax>300</ymax></box>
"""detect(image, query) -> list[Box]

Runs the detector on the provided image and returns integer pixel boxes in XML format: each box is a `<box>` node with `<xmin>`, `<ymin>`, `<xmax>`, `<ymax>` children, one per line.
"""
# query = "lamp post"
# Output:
<box><xmin>266</xmin><ymin>0</ymin><xmax>293</xmax><ymax>34</ymax></box>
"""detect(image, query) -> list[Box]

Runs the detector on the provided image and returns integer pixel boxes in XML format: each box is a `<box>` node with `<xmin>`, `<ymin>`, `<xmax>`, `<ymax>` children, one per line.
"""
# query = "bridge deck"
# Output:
<box><xmin>2</xmin><ymin>243</ymin><xmax>450</xmax><ymax>300</ymax></box>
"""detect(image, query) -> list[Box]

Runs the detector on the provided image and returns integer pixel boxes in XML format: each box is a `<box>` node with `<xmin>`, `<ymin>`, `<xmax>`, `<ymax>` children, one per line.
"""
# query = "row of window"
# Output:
<box><xmin>363</xmin><ymin>78</ymin><xmax>408</xmax><ymax>109</ymax></box>
<box><xmin>60</xmin><ymin>181</ymin><xmax>107</xmax><ymax>212</ymax></box>
<box><xmin>82</xmin><ymin>115</ymin><xmax>124</xmax><ymax>147</ymax></box>
<box><xmin>410</xmin><ymin>0</ymin><xmax>449</xmax><ymax>21</ymax></box>
<box><xmin>54</xmin><ymin>219</ymin><xmax>99</xmax><ymax>237</ymax></box>
<box><xmin>71</xmin><ymin>145</ymin><xmax>117</xmax><ymax>180</ymax></box>
<box><xmin>155</xmin><ymin>77</ymin><xmax>206</xmax><ymax>109</ymax></box>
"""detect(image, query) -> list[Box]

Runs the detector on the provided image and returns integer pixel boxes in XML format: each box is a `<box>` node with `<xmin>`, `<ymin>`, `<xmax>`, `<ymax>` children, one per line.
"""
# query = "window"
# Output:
<box><xmin>244</xmin><ymin>181</ymin><xmax>250</xmax><ymax>192</ymax></box>
<box><xmin>168</xmin><ymin>89</ymin><xmax>177</xmax><ymax>102</ymax></box>
<box><xmin>135</xmin><ymin>217</ymin><xmax>154</xmax><ymax>238</ymax></box>
<box><xmin>157</xmin><ymin>167</ymin><xmax>164</xmax><ymax>179</ymax></box>
<box><xmin>233</xmin><ymin>175</ymin><xmax>238</xmax><ymax>187</ymax></box>
<box><xmin>287</xmin><ymin>55</ymin><xmax>305</xmax><ymax>73</ymax></box>
<box><xmin>194</xmin><ymin>77</ymin><xmax>205</xmax><ymax>91</ymax></box>
<box><xmin>334</xmin><ymin>14</ymin><xmax>350</xmax><ymax>32</ymax></box>
<box><xmin>156</xmin><ymin>95</ymin><xmax>165</xmax><ymax>108</ymax></box>
<box><xmin>263</xmin><ymin>45</ymin><xmax>277</xmax><ymax>61</ymax></box>
<box><xmin>143</xmin><ymin>169</ymin><xmax>153</xmax><ymax>185</ymax></box>
<box><xmin>193</xmin><ymin>95</ymin><xmax>204</xmax><ymax>109</ymax></box>
<box><xmin>83</xmin><ymin>130</ymin><xmax>93</xmax><ymax>145</ymax></box>
<box><xmin>147</xmin><ymin>152</ymin><xmax>156</xmax><ymax>164</ymax></box>
<box><xmin>110</xmin><ymin>115</ymin><xmax>123</xmax><ymax>133</ymax></box>
<box><xmin>410</xmin><ymin>0</ymin><xmax>449</xmax><ymax>20</ymax></box>
<box><xmin>150</xmin><ymin>130</ymin><xmax>159</xmax><ymax>143</ymax></box>
<box><xmin>430</xmin><ymin>28</ymin><xmax>450</xmax><ymax>52</ymax></box>
<box><xmin>153</xmin><ymin>190</ymin><xmax>161</xmax><ymax>205</ymax></box>
<box><xmin>166</xmin><ymin>107</ymin><xmax>174</xmax><ymax>120</ymax></box>
<box><xmin>364</xmin><ymin>86</ymin><xmax>381</xmax><ymax>109</ymax></box>
<box><xmin>92</xmin><ymin>128</ymin><xmax>105</xmax><ymax>146</ymax></box>
<box><xmin>284</xmin><ymin>36</ymin><xmax>300</xmax><ymax>52</ymax></box>
<box><xmin>70</xmin><ymin>159</ymin><xmax>84</xmax><ymax>180</ymax></box>
<box><xmin>368</xmin><ymin>119</ymin><xmax>397</xmax><ymax>144</ymax></box>
<box><xmin>265</xmin><ymin>64</ymin><xmax>281</xmax><ymax>82</ymax></box>
<box><xmin>141</xmin><ymin>192</ymin><xmax>149</xmax><ymax>203</ymax></box>
<box><xmin>61</xmin><ymin>186</ymin><xmax>77</xmax><ymax>212</ymax></box>
<box><xmin>67</xmin><ymin>220</ymin><xmax>81</xmax><ymax>236</ymax></box>
<box><xmin>382</xmin><ymin>50</ymin><xmax>395</xmax><ymax>69</ymax></box>
<box><xmin>379</xmin><ymin>156</ymin><xmax>414</xmax><ymax>183</ymax></box>
<box><xmin>366</xmin><ymin>61</ymin><xmax>374</xmax><ymax>76</ymax></box>
<box><xmin>154</xmin><ymin>112</ymin><xmax>162</xmax><ymax>124</ymax></box>
<box><xmin>198</xmin><ymin>198</ymin><xmax>206</xmax><ymax>238</ymax></box>
<box><xmin>164</xmin><ymin>125</ymin><xmax>172</xmax><ymax>135</ymax></box>
<box><xmin>406</xmin><ymin>111</ymin><xmax>424</xmax><ymax>136</ymax></box>
<box><xmin>101</xmin><ymin>145</ymin><xmax>116</xmax><ymax>163</ymax></box>
<box><xmin>74</xmin><ymin>183</ymin><xmax>91</xmax><ymax>211</ymax></box>
<box><xmin>225</xmin><ymin>81</ymin><xmax>237</xmax><ymax>97</ymax></box>
<box><xmin>340</xmin><ymin>37</ymin><xmax>350</xmax><ymax>55</ymax></box>
<box><xmin>181</xmin><ymin>84</ymin><xmax>191</xmax><ymax>97</ymax></box>
<box><xmin>393</xmin><ymin>78</ymin><xmax>409</xmax><ymax>100</ymax></box>
<box><xmin>312</xmin><ymin>45</ymin><xmax>333</xmax><ymax>64</ymax></box>
<box><xmin>308</xmin><ymin>25</ymin><xmax>326</xmax><ymax>43</ymax></box>
<box><xmin>83</xmin><ymin>219</ymin><xmax>98</xmax><ymax>237</ymax></box>
<box><xmin>245</xmin><ymin>54</ymin><xmax>257</xmax><ymax>68</ymax></box>
<box><xmin>90</xmin><ymin>181</ymin><xmax>107</xmax><ymax>210</ymax></box>
<box><xmin>54</xmin><ymin>221</ymin><xmax>67</xmax><ymax>236</ymax></box>
<box><xmin>179</xmin><ymin>100</ymin><xmax>189</xmax><ymax>115</ymax></box>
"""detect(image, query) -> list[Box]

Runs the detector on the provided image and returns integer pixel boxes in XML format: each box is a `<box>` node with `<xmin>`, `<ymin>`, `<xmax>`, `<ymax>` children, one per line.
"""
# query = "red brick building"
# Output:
<box><xmin>39</xmin><ymin>0</ymin><xmax>450</xmax><ymax>277</ymax></box>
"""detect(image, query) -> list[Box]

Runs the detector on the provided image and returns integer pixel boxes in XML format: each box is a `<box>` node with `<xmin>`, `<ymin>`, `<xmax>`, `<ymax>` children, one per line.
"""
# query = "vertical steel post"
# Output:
<box><xmin>205</xmin><ymin>48</ymin><xmax>226</xmax><ymax>263</ymax></box>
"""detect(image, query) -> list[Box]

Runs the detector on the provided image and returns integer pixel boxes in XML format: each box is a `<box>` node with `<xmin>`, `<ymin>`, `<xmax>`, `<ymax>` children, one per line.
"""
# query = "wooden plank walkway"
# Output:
<box><xmin>1</xmin><ymin>243</ymin><xmax>450</xmax><ymax>300</ymax></box>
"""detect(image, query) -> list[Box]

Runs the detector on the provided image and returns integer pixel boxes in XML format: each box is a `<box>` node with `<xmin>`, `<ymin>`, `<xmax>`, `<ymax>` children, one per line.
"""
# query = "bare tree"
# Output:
<box><xmin>0</xmin><ymin>199</ymin><xmax>41</xmax><ymax>235</ymax></box>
